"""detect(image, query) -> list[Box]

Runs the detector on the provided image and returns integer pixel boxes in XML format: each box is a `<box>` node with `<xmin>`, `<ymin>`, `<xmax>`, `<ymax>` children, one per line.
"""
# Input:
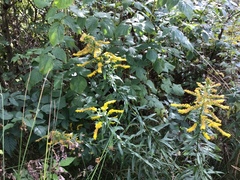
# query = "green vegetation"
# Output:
<box><xmin>0</xmin><ymin>0</ymin><xmax>239</xmax><ymax>179</ymax></box>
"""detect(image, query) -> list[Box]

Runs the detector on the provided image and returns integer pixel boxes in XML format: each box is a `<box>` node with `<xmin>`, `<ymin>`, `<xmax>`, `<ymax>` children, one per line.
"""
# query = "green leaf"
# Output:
<box><xmin>167</xmin><ymin>0</ymin><xmax>179</xmax><ymax>10</ymax></box>
<box><xmin>0</xmin><ymin>110</ymin><xmax>13</xmax><ymax>120</ymax></box>
<box><xmin>161</xmin><ymin>78</ymin><xmax>172</xmax><ymax>94</ymax></box>
<box><xmin>41</xmin><ymin>104</ymin><xmax>52</xmax><ymax>114</ymax></box>
<box><xmin>178</xmin><ymin>0</ymin><xmax>194</xmax><ymax>20</ymax></box>
<box><xmin>171</xmin><ymin>26</ymin><xmax>193</xmax><ymax>51</ymax></box>
<box><xmin>34</xmin><ymin>125</ymin><xmax>47</xmax><ymax>137</ymax></box>
<box><xmin>4</xmin><ymin>135</ymin><xmax>17</xmax><ymax>156</ymax></box>
<box><xmin>115</xmin><ymin>23</ymin><xmax>131</xmax><ymax>37</ymax></box>
<box><xmin>146</xmin><ymin>80</ymin><xmax>157</xmax><ymax>93</ymax></box>
<box><xmin>28</xmin><ymin>69</ymin><xmax>43</xmax><ymax>90</ymax></box>
<box><xmin>100</xmin><ymin>19</ymin><xmax>115</xmax><ymax>37</ymax></box>
<box><xmin>70</xmin><ymin>76</ymin><xmax>87</xmax><ymax>94</ymax></box>
<box><xmin>85</xmin><ymin>17</ymin><xmax>98</xmax><ymax>33</ymax></box>
<box><xmin>146</xmin><ymin>49</ymin><xmax>158</xmax><ymax>63</ymax></box>
<box><xmin>53</xmin><ymin>0</ymin><xmax>74</xmax><ymax>9</ymax></box>
<box><xmin>59</xmin><ymin>157</ymin><xmax>76</xmax><ymax>166</ymax></box>
<box><xmin>48</xmin><ymin>22</ymin><xmax>64</xmax><ymax>46</ymax></box>
<box><xmin>157</xmin><ymin>0</ymin><xmax>167</xmax><ymax>7</ymax></box>
<box><xmin>53</xmin><ymin>73</ymin><xmax>64</xmax><ymax>90</ymax></box>
<box><xmin>3</xmin><ymin>123</ymin><xmax>14</xmax><ymax>131</ymax></box>
<box><xmin>39</xmin><ymin>54</ymin><xmax>54</xmax><ymax>74</ymax></box>
<box><xmin>34</xmin><ymin>0</ymin><xmax>51</xmax><ymax>8</ymax></box>
<box><xmin>52</xmin><ymin>47</ymin><xmax>67</xmax><ymax>63</ymax></box>
<box><xmin>172</xmin><ymin>83</ymin><xmax>184</xmax><ymax>96</ymax></box>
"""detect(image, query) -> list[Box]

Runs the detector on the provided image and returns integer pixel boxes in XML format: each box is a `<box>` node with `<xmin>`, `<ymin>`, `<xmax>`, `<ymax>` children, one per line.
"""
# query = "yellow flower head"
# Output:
<box><xmin>186</xmin><ymin>123</ymin><xmax>197</xmax><ymax>133</ymax></box>
<box><xmin>107</xmin><ymin>109</ymin><xmax>124</xmax><ymax>115</ymax></box>
<box><xmin>93</xmin><ymin>122</ymin><xmax>103</xmax><ymax>140</ymax></box>
<box><xmin>75</xmin><ymin>107</ymin><xmax>97</xmax><ymax>113</ymax></box>
<box><xmin>101</xmin><ymin>100</ymin><xmax>116</xmax><ymax>111</ymax></box>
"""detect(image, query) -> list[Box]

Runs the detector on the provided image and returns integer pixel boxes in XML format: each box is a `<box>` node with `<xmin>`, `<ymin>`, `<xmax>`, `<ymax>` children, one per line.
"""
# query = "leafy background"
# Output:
<box><xmin>0</xmin><ymin>0</ymin><xmax>239</xmax><ymax>179</ymax></box>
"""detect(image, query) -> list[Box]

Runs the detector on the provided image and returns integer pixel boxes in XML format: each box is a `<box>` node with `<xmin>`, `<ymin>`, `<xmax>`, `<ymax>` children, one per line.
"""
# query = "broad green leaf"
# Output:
<box><xmin>28</xmin><ymin>69</ymin><xmax>43</xmax><ymax>91</ymax></box>
<box><xmin>41</xmin><ymin>104</ymin><xmax>51</xmax><ymax>114</ymax></box>
<box><xmin>34</xmin><ymin>125</ymin><xmax>47</xmax><ymax>137</ymax></box>
<box><xmin>85</xmin><ymin>17</ymin><xmax>98</xmax><ymax>33</ymax></box>
<box><xmin>53</xmin><ymin>0</ymin><xmax>74</xmax><ymax>9</ymax></box>
<box><xmin>53</xmin><ymin>73</ymin><xmax>64</xmax><ymax>90</ymax></box>
<box><xmin>172</xmin><ymin>83</ymin><xmax>184</xmax><ymax>96</ymax></box>
<box><xmin>0</xmin><ymin>110</ymin><xmax>13</xmax><ymax>120</ymax></box>
<box><xmin>178</xmin><ymin>0</ymin><xmax>194</xmax><ymax>20</ymax></box>
<box><xmin>157</xmin><ymin>0</ymin><xmax>167</xmax><ymax>7</ymax></box>
<box><xmin>3</xmin><ymin>123</ymin><xmax>14</xmax><ymax>131</ymax></box>
<box><xmin>161</xmin><ymin>78</ymin><xmax>172</xmax><ymax>94</ymax></box>
<box><xmin>70</xmin><ymin>76</ymin><xmax>87</xmax><ymax>94</ymax></box>
<box><xmin>167</xmin><ymin>0</ymin><xmax>179</xmax><ymax>10</ymax></box>
<box><xmin>39</xmin><ymin>54</ymin><xmax>54</xmax><ymax>74</ymax></box>
<box><xmin>52</xmin><ymin>47</ymin><xmax>67</xmax><ymax>63</ymax></box>
<box><xmin>34</xmin><ymin>0</ymin><xmax>51</xmax><ymax>8</ymax></box>
<box><xmin>59</xmin><ymin>157</ymin><xmax>75</xmax><ymax>166</ymax></box>
<box><xmin>48</xmin><ymin>22</ymin><xmax>64</xmax><ymax>46</ymax></box>
<box><xmin>100</xmin><ymin>19</ymin><xmax>115</xmax><ymax>37</ymax></box>
<box><xmin>146</xmin><ymin>49</ymin><xmax>158</xmax><ymax>63</ymax></box>
<box><xmin>146</xmin><ymin>80</ymin><xmax>157</xmax><ymax>93</ymax></box>
<box><xmin>171</xmin><ymin>26</ymin><xmax>193</xmax><ymax>51</ymax></box>
<box><xmin>4</xmin><ymin>135</ymin><xmax>17</xmax><ymax>156</ymax></box>
<box><xmin>115</xmin><ymin>23</ymin><xmax>131</xmax><ymax>37</ymax></box>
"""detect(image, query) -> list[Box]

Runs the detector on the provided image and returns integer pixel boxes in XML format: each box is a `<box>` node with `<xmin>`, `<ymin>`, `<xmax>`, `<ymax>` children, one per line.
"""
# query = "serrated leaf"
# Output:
<box><xmin>59</xmin><ymin>157</ymin><xmax>75</xmax><ymax>166</ymax></box>
<box><xmin>70</xmin><ymin>76</ymin><xmax>87</xmax><ymax>94</ymax></box>
<box><xmin>34</xmin><ymin>0</ymin><xmax>51</xmax><ymax>8</ymax></box>
<box><xmin>146</xmin><ymin>49</ymin><xmax>158</xmax><ymax>63</ymax></box>
<box><xmin>53</xmin><ymin>0</ymin><xmax>74</xmax><ymax>9</ymax></box>
<box><xmin>48</xmin><ymin>22</ymin><xmax>64</xmax><ymax>46</ymax></box>
<box><xmin>34</xmin><ymin>125</ymin><xmax>47</xmax><ymax>137</ymax></box>
<box><xmin>39</xmin><ymin>54</ymin><xmax>54</xmax><ymax>74</ymax></box>
<box><xmin>178</xmin><ymin>0</ymin><xmax>194</xmax><ymax>20</ymax></box>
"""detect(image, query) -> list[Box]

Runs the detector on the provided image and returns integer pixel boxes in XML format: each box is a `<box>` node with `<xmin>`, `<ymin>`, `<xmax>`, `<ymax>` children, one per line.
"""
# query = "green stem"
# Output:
<box><xmin>19</xmin><ymin>71</ymin><xmax>50</xmax><ymax>176</ymax></box>
<box><xmin>0</xmin><ymin>85</ymin><xmax>5</xmax><ymax>180</ymax></box>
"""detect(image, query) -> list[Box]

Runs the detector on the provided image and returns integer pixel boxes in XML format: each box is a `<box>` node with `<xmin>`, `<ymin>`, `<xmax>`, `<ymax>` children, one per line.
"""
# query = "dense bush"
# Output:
<box><xmin>0</xmin><ymin>0</ymin><xmax>239</xmax><ymax>179</ymax></box>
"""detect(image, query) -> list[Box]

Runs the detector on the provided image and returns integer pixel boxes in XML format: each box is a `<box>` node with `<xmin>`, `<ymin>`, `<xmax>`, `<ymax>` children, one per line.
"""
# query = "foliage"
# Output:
<box><xmin>0</xmin><ymin>0</ymin><xmax>239</xmax><ymax>179</ymax></box>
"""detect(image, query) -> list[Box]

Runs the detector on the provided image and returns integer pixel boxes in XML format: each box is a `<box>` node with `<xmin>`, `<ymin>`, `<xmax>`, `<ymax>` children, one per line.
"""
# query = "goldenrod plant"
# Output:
<box><xmin>73</xmin><ymin>33</ymin><xmax>130</xmax><ymax>78</ymax></box>
<box><xmin>171</xmin><ymin>77</ymin><xmax>231</xmax><ymax>140</ymax></box>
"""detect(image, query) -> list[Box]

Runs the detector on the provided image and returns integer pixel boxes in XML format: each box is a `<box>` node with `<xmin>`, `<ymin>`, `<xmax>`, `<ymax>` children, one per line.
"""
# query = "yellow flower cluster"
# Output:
<box><xmin>36</xmin><ymin>131</ymin><xmax>80</xmax><ymax>149</ymax></box>
<box><xmin>75</xmin><ymin>100</ymin><xmax>124</xmax><ymax>140</ymax></box>
<box><xmin>73</xmin><ymin>33</ymin><xmax>130</xmax><ymax>77</ymax></box>
<box><xmin>171</xmin><ymin>77</ymin><xmax>231</xmax><ymax>140</ymax></box>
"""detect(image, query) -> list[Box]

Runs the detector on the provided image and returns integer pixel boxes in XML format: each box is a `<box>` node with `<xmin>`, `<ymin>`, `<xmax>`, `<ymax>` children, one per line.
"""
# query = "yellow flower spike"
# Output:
<box><xmin>214</xmin><ymin>126</ymin><xmax>231</xmax><ymax>138</ymax></box>
<box><xmin>76</xmin><ymin>124</ymin><xmax>83</xmax><ymax>130</ymax></box>
<box><xmin>91</xmin><ymin>115</ymin><xmax>101</xmax><ymax>120</ymax></box>
<box><xmin>75</xmin><ymin>107</ymin><xmax>97</xmax><ymax>113</ymax></box>
<box><xmin>87</xmin><ymin>70</ymin><xmax>98</xmax><ymax>78</ymax></box>
<box><xmin>73</xmin><ymin>44</ymin><xmax>93</xmax><ymax>57</ymax></box>
<box><xmin>113</xmin><ymin>64</ymin><xmax>131</xmax><ymax>69</ymax></box>
<box><xmin>93</xmin><ymin>122</ymin><xmax>103</xmax><ymax>140</ymax></box>
<box><xmin>202</xmin><ymin>132</ymin><xmax>211</xmax><ymax>140</ymax></box>
<box><xmin>184</xmin><ymin>89</ymin><xmax>197</xmax><ymax>96</ymax></box>
<box><xmin>97</xmin><ymin>62</ymin><xmax>103</xmax><ymax>73</ymax></box>
<box><xmin>107</xmin><ymin>109</ymin><xmax>124</xmax><ymax>115</ymax></box>
<box><xmin>171</xmin><ymin>103</ymin><xmax>191</xmax><ymax>108</ymax></box>
<box><xmin>77</xmin><ymin>61</ymin><xmax>91</xmax><ymax>67</ymax></box>
<box><xmin>187</xmin><ymin>123</ymin><xmax>198</xmax><ymax>133</ymax></box>
<box><xmin>101</xmin><ymin>100</ymin><xmax>116</xmax><ymax>111</ymax></box>
<box><xmin>200</xmin><ymin>116</ymin><xmax>207</xmax><ymax>130</ymax></box>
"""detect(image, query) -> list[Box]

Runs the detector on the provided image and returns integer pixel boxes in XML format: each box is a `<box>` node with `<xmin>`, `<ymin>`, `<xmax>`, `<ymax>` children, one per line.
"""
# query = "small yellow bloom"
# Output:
<box><xmin>97</xmin><ymin>62</ymin><xmax>103</xmax><ymax>73</ymax></box>
<box><xmin>77</xmin><ymin>61</ymin><xmax>91</xmax><ymax>67</ymax></box>
<box><xmin>87</xmin><ymin>70</ymin><xmax>98</xmax><ymax>78</ymax></box>
<box><xmin>91</xmin><ymin>115</ymin><xmax>101</xmax><ymax>120</ymax></box>
<box><xmin>93</xmin><ymin>122</ymin><xmax>103</xmax><ymax>140</ymax></box>
<box><xmin>202</xmin><ymin>132</ymin><xmax>211</xmax><ymax>140</ymax></box>
<box><xmin>76</xmin><ymin>124</ymin><xmax>83</xmax><ymax>130</ymax></box>
<box><xmin>75</xmin><ymin>107</ymin><xmax>97</xmax><ymax>113</ymax></box>
<box><xmin>187</xmin><ymin>123</ymin><xmax>197</xmax><ymax>133</ymax></box>
<box><xmin>73</xmin><ymin>44</ymin><xmax>93</xmax><ymax>57</ymax></box>
<box><xmin>171</xmin><ymin>103</ymin><xmax>191</xmax><ymax>108</ymax></box>
<box><xmin>101</xmin><ymin>100</ymin><xmax>116</xmax><ymax>111</ymax></box>
<box><xmin>214</xmin><ymin>126</ymin><xmax>231</xmax><ymax>138</ymax></box>
<box><xmin>113</xmin><ymin>64</ymin><xmax>131</xmax><ymax>69</ymax></box>
<box><xmin>107</xmin><ymin>109</ymin><xmax>124</xmax><ymax>115</ymax></box>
